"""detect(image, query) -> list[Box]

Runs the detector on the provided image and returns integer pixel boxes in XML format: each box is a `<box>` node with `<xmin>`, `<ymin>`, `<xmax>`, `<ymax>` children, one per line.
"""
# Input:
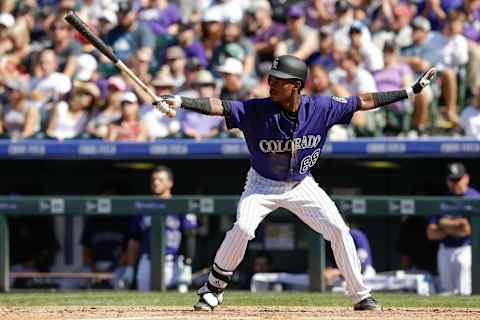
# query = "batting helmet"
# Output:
<box><xmin>268</xmin><ymin>55</ymin><xmax>308</xmax><ymax>84</ymax></box>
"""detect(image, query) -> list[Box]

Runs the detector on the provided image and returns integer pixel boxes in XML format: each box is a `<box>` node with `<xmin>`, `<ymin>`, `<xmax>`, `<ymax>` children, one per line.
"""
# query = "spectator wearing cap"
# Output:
<box><xmin>105</xmin><ymin>0</ymin><xmax>155</xmax><ymax>63</ymax></box>
<box><xmin>107</xmin><ymin>91</ymin><xmax>148</xmax><ymax>141</ymax></box>
<box><xmin>176</xmin><ymin>21</ymin><xmax>208</xmax><ymax>67</ymax></box>
<box><xmin>141</xmin><ymin>72</ymin><xmax>181</xmax><ymax>140</ymax></box>
<box><xmin>331</xmin><ymin>0</ymin><xmax>372</xmax><ymax>51</ymax></box>
<box><xmin>373</xmin><ymin>42</ymin><xmax>416</xmax><ymax>135</ymax></box>
<box><xmin>46</xmin><ymin>16</ymin><xmax>83</xmax><ymax>78</ymax></box>
<box><xmin>208</xmin><ymin>0</ymin><xmax>244</xmax><ymax>26</ymax></box>
<box><xmin>211</xmin><ymin>20</ymin><xmax>254</xmax><ymax>76</ymax></box>
<box><xmin>201</xmin><ymin>8</ymin><xmax>225</xmax><ymax>63</ymax></box>
<box><xmin>401</xmin><ymin>16</ymin><xmax>460</xmax><ymax>128</ymax></box>
<box><xmin>86</xmin><ymin>77</ymin><xmax>126</xmax><ymax>139</ymax></box>
<box><xmin>46</xmin><ymin>81</ymin><xmax>99</xmax><ymax>140</ymax></box>
<box><xmin>427</xmin><ymin>162</ymin><xmax>479</xmax><ymax>296</ymax></box>
<box><xmin>97</xmin><ymin>10</ymin><xmax>118</xmax><ymax>41</ymax></box>
<box><xmin>306</xmin><ymin>26</ymin><xmax>336</xmax><ymax>70</ymax></box>
<box><xmin>349</xmin><ymin>21</ymin><xmax>384</xmax><ymax>72</ymax></box>
<box><xmin>176</xmin><ymin>57</ymin><xmax>204</xmax><ymax>98</ymax></box>
<box><xmin>247</xmin><ymin>0</ymin><xmax>286</xmax><ymax>74</ymax></box>
<box><xmin>0</xmin><ymin>78</ymin><xmax>40</xmax><ymax>140</ymax></box>
<box><xmin>129</xmin><ymin>48</ymin><xmax>154</xmax><ymax>85</ymax></box>
<box><xmin>460</xmin><ymin>92</ymin><xmax>480</xmax><ymax>138</ymax></box>
<box><xmin>31</xmin><ymin>49</ymin><xmax>72</xmax><ymax>112</ymax></box>
<box><xmin>138</xmin><ymin>0</ymin><xmax>181</xmax><ymax>35</ymax></box>
<box><xmin>74</xmin><ymin>53</ymin><xmax>98</xmax><ymax>83</ymax></box>
<box><xmin>161</xmin><ymin>45</ymin><xmax>187</xmax><ymax>88</ymax></box>
<box><xmin>181</xmin><ymin>70</ymin><xmax>224</xmax><ymax>140</ymax></box>
<box><xmin>275</xmin><ymin>4</ymin><xmax>318</xmax><ymax>61</ymax></box>
<box><xmin>217</xmin><ymin>58</ymin><xmax>249</xmax><ymax>101</ymax></box>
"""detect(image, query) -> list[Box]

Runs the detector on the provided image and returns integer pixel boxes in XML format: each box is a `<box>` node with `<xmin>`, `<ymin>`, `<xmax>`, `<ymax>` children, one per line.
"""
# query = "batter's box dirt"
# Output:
<box><xmin>1</xmin><ymin>306</ymin><xmax>480</xmax><ymax>320</ymax></box>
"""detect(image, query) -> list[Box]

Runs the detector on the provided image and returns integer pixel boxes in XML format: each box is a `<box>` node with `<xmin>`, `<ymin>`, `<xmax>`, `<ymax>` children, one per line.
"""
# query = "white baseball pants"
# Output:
<box><xmin>213</xmin><ymin>168</ymin><xmax>371</xmax><ymax>303</ymax></box>
<box><xmin>437</xmin><ymin>244</ymin><xmax>471</xmax><ymax>295</ymax></box>
<box><xmin>137</xmin><ymin>254</ymin><xmax>177</xmax><ymax>291</ymax></box>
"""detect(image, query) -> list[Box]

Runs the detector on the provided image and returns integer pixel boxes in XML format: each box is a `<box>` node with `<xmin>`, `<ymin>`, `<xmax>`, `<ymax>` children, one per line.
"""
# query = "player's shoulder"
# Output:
<box><xmin>307</xmin><ymin>94</ymin><xmax>348</xmax><ymax>107</ymax></box>
<box><xmin>243</xmin><ymin>97</ymin><xmax>275</xmax><ymax>107</ymax></box>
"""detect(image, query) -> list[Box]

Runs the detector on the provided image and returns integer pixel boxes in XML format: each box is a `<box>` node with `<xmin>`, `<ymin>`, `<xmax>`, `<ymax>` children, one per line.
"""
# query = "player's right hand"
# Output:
<box><xmin>159</xmin><ymin>95</ymin><xmax>182</xmax><ymax>110</ymax></box>
<box><xmin>153</xmin><ymin>95</ymin><xmax>181</xmax><ymax>118</ymax></box>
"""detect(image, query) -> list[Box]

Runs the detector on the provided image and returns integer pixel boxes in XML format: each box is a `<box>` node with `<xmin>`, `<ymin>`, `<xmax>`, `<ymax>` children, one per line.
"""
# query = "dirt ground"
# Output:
<box><xmin>1</xmin><ymin>306</ymin><xmax>480</xmax><ymax>320</ymax></box>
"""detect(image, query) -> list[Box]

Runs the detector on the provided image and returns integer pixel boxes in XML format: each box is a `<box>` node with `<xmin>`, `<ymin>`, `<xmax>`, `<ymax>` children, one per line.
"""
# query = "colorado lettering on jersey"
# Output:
<box><xmin>259</xmin><ymin>135</ymin><xmax>321</xmax><ymax>153</ymax></box>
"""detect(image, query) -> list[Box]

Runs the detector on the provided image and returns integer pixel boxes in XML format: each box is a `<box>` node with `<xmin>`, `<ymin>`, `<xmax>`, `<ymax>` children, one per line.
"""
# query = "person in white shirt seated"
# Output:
<box><xmin>460</xmin><ymin>95</ymin><xmax>480</xmax><ymax>138</ymax></box>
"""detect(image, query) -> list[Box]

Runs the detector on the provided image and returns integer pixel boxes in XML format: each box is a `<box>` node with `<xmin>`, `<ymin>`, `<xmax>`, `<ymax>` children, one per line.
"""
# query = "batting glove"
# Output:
<box><xmin>407</xmin><ymin>68</ymin><xmax>437</xmax><ymax>98</ymax></box>
<box><xmin>153</xmin><ymin>95</ymin><xmax>180</xmax><ymax>118</ymax></box>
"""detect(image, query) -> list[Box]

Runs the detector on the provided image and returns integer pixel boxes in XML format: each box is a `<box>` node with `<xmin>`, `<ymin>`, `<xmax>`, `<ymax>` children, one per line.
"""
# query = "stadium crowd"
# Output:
<box><xmin>0</xmin><ymin>0</ymin><xmax>479</xmax><ymax>140</ymax></box>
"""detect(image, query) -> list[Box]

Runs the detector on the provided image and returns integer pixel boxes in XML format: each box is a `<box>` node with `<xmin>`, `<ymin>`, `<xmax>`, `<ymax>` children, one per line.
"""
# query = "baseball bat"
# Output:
<box><xmin>63</xmin><ymin>10</ymin><xmax>175</xmax><ymax>117</ymax></box>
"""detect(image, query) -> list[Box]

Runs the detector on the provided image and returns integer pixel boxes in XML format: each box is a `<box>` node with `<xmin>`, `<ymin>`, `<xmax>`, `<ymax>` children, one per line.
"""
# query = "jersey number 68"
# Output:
<box><xmin>299</xmin><ymin>149</ymin><xmax>321</xmax><ymax>174</ymax></box>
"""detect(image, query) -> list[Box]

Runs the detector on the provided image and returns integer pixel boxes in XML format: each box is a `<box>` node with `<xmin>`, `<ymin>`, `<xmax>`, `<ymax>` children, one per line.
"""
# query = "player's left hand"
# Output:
<box><xmin>153</xmin><ymin>96</ymin><xmax>179</xmax><ymax>118</ymax></box>
<box><xmin>411</xmin><ymin>68</ymin><xmax>437</xmax><ymax>94</ymax></box>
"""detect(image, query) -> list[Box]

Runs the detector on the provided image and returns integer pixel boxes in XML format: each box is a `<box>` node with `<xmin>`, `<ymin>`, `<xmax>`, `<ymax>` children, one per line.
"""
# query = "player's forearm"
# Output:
<box><xmin>440</xmin><ymin>219</ymin><xmax>471</xmax><ymax>237</ymax></box>
<box><xmin>426</xmin><ymin>224</ymin><xmax>446</xmax><ymax>240</ymax></box>
<box><xmin>358</xmin><ymin>68</ymin><xmax>436</xmax><ymax>111</ymax></box>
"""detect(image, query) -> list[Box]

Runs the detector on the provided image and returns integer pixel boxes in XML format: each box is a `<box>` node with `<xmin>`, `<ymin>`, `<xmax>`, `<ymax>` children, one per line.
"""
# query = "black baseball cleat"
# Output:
<box><xmin>353</xmin><ymin>297</ymin><xmax>382</xmax><ymax>311</ymax></box>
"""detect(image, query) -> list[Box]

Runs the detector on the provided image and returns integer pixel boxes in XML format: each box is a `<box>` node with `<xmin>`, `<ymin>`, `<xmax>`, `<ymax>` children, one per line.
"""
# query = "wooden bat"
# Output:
<box><xmin>63</xmin><ymin>10</ymin><xmax>175</xmax><ymax>117</ymax></box>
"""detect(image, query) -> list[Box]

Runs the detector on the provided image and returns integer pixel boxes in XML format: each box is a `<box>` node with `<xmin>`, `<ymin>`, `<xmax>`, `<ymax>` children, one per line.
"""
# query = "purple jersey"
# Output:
<box><xmin>350</xmin><ymin>228</ymin><xmax>373</xmax><ymax>271</ymax></box>
<box><xmin>429</xmin><ymin>187</ymin><xmax>480</xmax><ymax>247</ymax></box>
<box><xmin>226</xmin><ymin>95</ymin><xmax>359</xmax><ymax>181</ymax></box>
<box><xmin>128</xmin><ymin>214</ymin><xmax>197</xmax><ymax>256</ymax></box>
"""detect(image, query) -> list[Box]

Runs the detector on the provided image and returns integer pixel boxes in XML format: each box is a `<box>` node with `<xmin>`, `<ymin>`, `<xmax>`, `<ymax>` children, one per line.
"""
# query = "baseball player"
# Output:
<box><xmin>156</xmin><ymin>55</ymin><xmax>436</xmax><ymax>311</ymax></box>
<box><xmin>119</xmin><ymin>166</ymin><xmax>197</xmax><ymax>290</ymax></box>
<box><xmin>426</xmin><ymin>162</ymin><xmax>479</xmax><ymax>295</ymax></box>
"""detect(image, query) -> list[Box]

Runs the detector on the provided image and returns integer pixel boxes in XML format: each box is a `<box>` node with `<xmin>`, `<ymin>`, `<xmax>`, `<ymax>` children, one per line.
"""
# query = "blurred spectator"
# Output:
<box><xmin>400</xmin><ymin>16</ymin><xmax>459</xmax><ymax>128</ymax></box>
<box><xmin>349</xmin><ymin>21</ymin><xmax>384</xmax><ymax>72</ymax></box>
<box><xmin>176</xmin><ymin>22</ymin><xmax>208</xmax><ymax>67</ymax></box>
<box><xmin>181</xmin><ymin>70</ymin><xmax>224</xmax><ymax>140</ymax></box>
<box><xmin>201</xmin><ymin>7</ymin><xmax>225</xmax><ymax>63</ymax></box>
<box><xmin>105</xmin><ymin>0</ymin><xmax>155</xmax><ymax>63</ymax></box>
<box><xmin>306</xmin><ymin>26</ymin><xmax>336</xmax><ymax>70</ymax></box>
<box><xmin>211</xmin><ymin>19</ymin><xmax>254</xmax><ymax>75</ymax></box>
<box><xmin>305</xmin><ymin>0</ymin><xmax>336</xmax><ymax>27</ymax></box>
<box><xmin>141</xmin><ymin>73</ymin><xmax>181</xmax><ymax>139</ymax></box>
<box><xmin>332</xmin><ymin>0</ymin><xmax>372</xmax><ymax>50</ymax></box>
<box><xmin>426</xmin><ymin>162</ymin><xmax>479</xmax><ymax>295</ymax></box>
<box><xmin>119</xmin><ymin>166</ymin><xmax>197</xmax><ymax>290</ymax></box>
<box><xmin>46</xmin><ymin>16</ymin><xmax>83</xmax><ymax>77</ymax></box>
<box><xmin>418</xmin><ymin>0</ymin><xmax>463</xmax><ymax>31</ymax></box>
<box><xmin>248</xmin><ymin>0</ymin><xmax>286</xmax><ymax>75</ymax></box>
<box><xmin>161</xmin><ymin>45</ymin><xmax>187</xmax><ymax>87</ymax></box>
<box><xmin>107</xmin><ymin>91</ymin><xmax>148</xmax><ymax>141</ymax></box>
<box><xmin>334</xmin><ymin>49</ymin><xmax>383</xmax><ymax>137</ymax></box>
<box><xmin>371</xmin><ymin>2</ymin><xmax>415</xmax><ymax>50</ymax></box>
<box><xmin>46</xmin><ymin>81</ymin><xmax>98</xmax><ymax>140</ymax></box>
<box><xmin>275</xmin><ymin>5</ymin><xmax>317</xmax><ymax>61</ymax></box>
<box><xmin>30</xmin><ymin>49</ymin><xmax>72</xmax><ymax>111</ymax></box>
<box><xmin>217</xmin><ymin>58</ymin><xmax>249</xmax><ymax>100</ymax></box>
<box><xmin>138</xmin><ymin>0</ymin><xmax>182</xmax><ymax>36</ymax></box>
<box><xmin>86</xmin><ymin>76</ymin><xmax>125</xmax><ymax>139</ymax></box>
<box><xmin>129</xmin><ymin>48</ymin><xmax>154</xmax><ymax>85</ymax></box>
<box><xmin>373</xmin><ymin>42</ymin><xmax>415</xmax><ymax>135</ymax></box>
<box><xmin>73</xmin><ymin>53</ymin><xmax>98</xmax><ymax>82</ymax></box>
<box><xmin>305</xmin><ymin>63</ymin><xmax>348</xmax><ymax>97</ymax></box>
<box><xmin>177</xmin><ymin>57</ymin><xmax>204</xmax><ymax>97</ymax></box>
<box><xmin>0</xmin><ymin>78</ymin><xmax>40</xmax><ymax>140</ymax></box>
<box><xmin>460</xmin><ymin>93</ymin><xmax>480</xmax><ymax>138</ymax></box>
<box><xmin>97</xmin><ymin>10</ymin><xmax>118</xmax><ymax>40</ymax></box>
<box><xmin>208</xmin><ymin>0</ymin><xmax>245</xmax><ymax>25</ymax></box>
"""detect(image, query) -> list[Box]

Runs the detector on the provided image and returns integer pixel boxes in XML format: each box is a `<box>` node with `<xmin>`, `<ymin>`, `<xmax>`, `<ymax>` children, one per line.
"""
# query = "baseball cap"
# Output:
<box><xmin>247</xmin><ymin>0</ymin><xmax>272</xmax><ymax>13</ymax></box>
<box><xmin>193</xmin><ymin>70</ymin><xmax>216</xmax><ymax>86</ymax></box>
<box><xmin>117</xmin><ymin>0</ymin><xmax>133</xmax><ymax>15</ymax></box>
<box><xmin>287</xmin><ymin>5</ymin><xmax>305</xmax><ymax>18</ymax></box>
<box><xmin>75</xmin><ymin>54</ymin><xmax>98</xmax><ymax>81</ymax></box>
<box><xmin>446</xmin><ymin>162</ymin><xmax>467</xmax><ymax>180</ymax></box>
<box><xmin>3</xmin><ymin>78</ymin><xmax>29</xmax><ymax>94</ymax></box>
<box><xmin>73</xmin><ymin>81</ymin><xmax>100</xmax><ymax>98</ymax></box>
<box><xmin>165</xmin><ymin>46</ymin><xmax>186</xmax><ymax>60</ymax></box>
<box><xmin>99</xmin><ymin>10</ymin><xmax>118</xmax><ymax>25</ymax></box>
<box><xmin>107</xmin><ymin>76</ymin><xmax>127</xmax><ymax>91</ymax></box>
<box><xmin>335</xmin><ymin>0</ymin><xmax>351</xmax><ymax>13</ymax></box>
<box><xmin>224</xmin><ymin>43</ymin><xmax>245</xmax><ymax>61</ymax></box>
<box><xmin>349</xmin><ymin>20</ymin><xmax>364</xmax><ymax>34</ymax></box>
<box><xmin>202</xmin><ymin>8</ymin><xmax>223</xmax><ymax>23</ymax></box>
<box><xmin>217</xmin><ymin>57</ymin><xmax>244</xmax><ymax>75</ymax></box>
<box><xmin>119</xmin><ymin>91</ymin><xmax>138</xmax><ymax>104</ymax></box>
<box><xmin>152</xmin><ymin>73</ymin><xmax>176</xmax><ymax>88</ymax></box>
<box><xmin>0</xmin><ymin>13</ymin><xmax>15</xmax><ymax>28</ymax></box>
<box><xmin>411</xmin><ymin>16</ymin><xmax>431</xmax><ymax>31</ymax></box>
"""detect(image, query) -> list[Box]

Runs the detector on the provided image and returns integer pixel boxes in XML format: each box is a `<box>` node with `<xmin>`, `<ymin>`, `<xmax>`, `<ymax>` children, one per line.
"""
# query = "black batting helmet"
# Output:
<box><xmin>268</xmin><ymin>55</ymin><xmax>308</xmax><ymax>85</ymax></box>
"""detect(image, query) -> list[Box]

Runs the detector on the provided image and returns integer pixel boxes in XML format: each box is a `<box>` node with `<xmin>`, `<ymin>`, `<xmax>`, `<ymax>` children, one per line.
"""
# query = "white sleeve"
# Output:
<box><xmin>453</xmin><ymin>36</ymin><xmax>469</xmax><ymax>66</ymax></box>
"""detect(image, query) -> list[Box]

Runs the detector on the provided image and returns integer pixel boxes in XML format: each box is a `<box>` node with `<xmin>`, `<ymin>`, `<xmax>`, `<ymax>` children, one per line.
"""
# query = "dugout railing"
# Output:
<box><xmin>0</xmin><ymin>196</ymin><xmax>479</xmax><ymax>293</ymax></box>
